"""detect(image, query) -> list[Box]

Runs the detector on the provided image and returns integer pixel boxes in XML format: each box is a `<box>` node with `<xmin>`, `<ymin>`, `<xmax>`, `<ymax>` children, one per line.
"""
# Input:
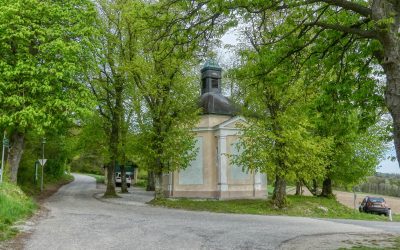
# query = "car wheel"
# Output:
<box><xmin>127</xmin><ymin>184</ymin><xmax>131</xmax><ymax>188</ymax></box>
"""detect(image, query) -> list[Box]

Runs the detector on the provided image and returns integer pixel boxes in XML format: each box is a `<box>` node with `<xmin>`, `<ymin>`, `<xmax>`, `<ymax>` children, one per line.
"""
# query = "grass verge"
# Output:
<box><xmin>19</xmin><ymin>174</ymin><xmax>74</xmax><ymax>199</ymax></box>
<box><xmin>134</xmin><ymin>178</ymin><xmax>147</xmax><ymax>188</ymax></box>
<box><xmin>0</xmin><ymin>182</ymin><xmax>37</xmax><ymax>241</ymax></box>
<box><xmin>1</xmin><ymin>174</ymin><xmax>74</xmax><ymax>242</ymax></box>
<box><xmin>150</xmin><ymin>195</ymin><xmax>400</xmax><ymax>221</ymax></box>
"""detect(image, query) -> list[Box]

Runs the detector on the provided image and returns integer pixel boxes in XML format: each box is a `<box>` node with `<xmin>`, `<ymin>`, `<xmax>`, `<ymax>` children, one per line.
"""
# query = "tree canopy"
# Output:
<box><xmin>0</xmin><ymin>0</ymin><xmax>98</xmax><ymax>182</ymax></box>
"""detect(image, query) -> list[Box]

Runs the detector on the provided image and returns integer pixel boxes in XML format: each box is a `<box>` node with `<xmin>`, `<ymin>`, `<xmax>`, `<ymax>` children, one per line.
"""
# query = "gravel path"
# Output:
<box><xmin>18</xmin><ymin>174</ymin><xmax>400</xmax><ymax>250</ymax></box>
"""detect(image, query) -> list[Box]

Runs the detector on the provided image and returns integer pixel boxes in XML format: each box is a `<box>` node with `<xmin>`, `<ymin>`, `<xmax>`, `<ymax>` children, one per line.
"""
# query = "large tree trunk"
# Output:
<box><xmin>295</xmin><ymin>180</ymin><xmax>302</xmax><ymax>196</ymax></box>
<box><xmin>320</xmin><ymin>177</ymin><xmax>333</xmax><ymax>197</ymax></box>
<box><xmin>104</xmin><ymin>77</ymin><xmax>124</xmax><ymax>197</ymax></box>
<box><xmin>382</xmin><ymin>57</ymin><xmax>400</xmax><ymax>166</ymax></box>
<box><xmin>272</xmin><ymin>174</ymin><xmax>286</xmax><ymax>208</ymax></box>
<box><xmin>146</xmin><ymin>170</ymin><xmax>155</xmax><ymax>191</ymax></box>
<box><xmin>7</xmin><ymin>131</ymin><xmax>25</xmax><ymax>183</ymax></box>
<box><xmin>154</xmin><ymin>156</ymin><xmax>165</xmax><ymax>199</ymax></box>
<box><xmin>302</xmin><ymin>179</ymin><xmax>318</xmax><ymax>196</ymax></box>
<box><xmin>372</xmin><ymin>1</ymin><xmax>400</xmax><ymax>167</ymax></box>
<box><xmin>104</xmin><ymin>117</ymin><xmax>119</xmax><ymax>197</ymax></box>
<box><xmin>104</xmin><ymin>133</ymin><xmax>118</xmax><ymax>197</ymax></box>
<box><xmin>120</xmin><ymin>164</ymin><xmax>128</xmax><ymax>193</ymax></box>
<box><xmin>154</xmin><ymin>170</ymin><xmax>164</xmax><ymax>199</ymax></box>
<box><xmin>105</xmin><ymin>162</ymin><xmax>116</xmax><ymax>197</ymax></box>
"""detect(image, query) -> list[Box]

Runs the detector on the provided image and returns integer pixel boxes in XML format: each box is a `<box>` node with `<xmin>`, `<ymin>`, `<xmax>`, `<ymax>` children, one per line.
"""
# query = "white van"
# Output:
<box><xmin>115</xmin><ymin>172</ymin><xmax>131</xmax><ymax>187</ymax></box>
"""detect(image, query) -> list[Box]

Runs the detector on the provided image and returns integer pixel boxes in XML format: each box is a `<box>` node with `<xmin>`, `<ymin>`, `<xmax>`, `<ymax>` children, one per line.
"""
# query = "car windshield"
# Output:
<box><xmin>369</xmin><ymin>197</ymin><xmax>384</xmax><ymax>203</ymax></box>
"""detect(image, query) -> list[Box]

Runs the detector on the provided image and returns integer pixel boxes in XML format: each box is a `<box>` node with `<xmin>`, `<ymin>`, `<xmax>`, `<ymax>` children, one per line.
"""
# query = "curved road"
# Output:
<box><xmin>22</xmin><ymin>174</ymin><xmax>399</xmax><ymax>250</ymax></box>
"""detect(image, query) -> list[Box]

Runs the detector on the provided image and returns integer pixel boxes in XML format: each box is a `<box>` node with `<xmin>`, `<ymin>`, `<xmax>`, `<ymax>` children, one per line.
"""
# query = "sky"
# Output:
<box><xmin>378</xmin><ymin>146</ymin><xmax>400</xmax><ymax>174</ymax></box>
<box><xmin>219</xmin><ymin>29</ymin><xmax>400</xmax><ymax>175</ymax></box>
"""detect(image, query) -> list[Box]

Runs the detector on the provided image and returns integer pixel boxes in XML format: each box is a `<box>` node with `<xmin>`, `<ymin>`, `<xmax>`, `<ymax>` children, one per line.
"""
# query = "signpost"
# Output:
<box><xmin>1</xmin><ymin>132</ymin><xmax>9</xmax><ymax>184</ymax></box>
<box><xmin>38</xmin><ymin>158</ymin><xmax>47</xmax><ymax>191</ymax></box>
<box><xmin>34</xmin><ymin>161</ymin><xmax>39</xmax><ymax>183</ymax></box>
<box><xmin>352</xmin><ymin>186</ymin><xmax>357</xmax><ymax>213</ymax></box>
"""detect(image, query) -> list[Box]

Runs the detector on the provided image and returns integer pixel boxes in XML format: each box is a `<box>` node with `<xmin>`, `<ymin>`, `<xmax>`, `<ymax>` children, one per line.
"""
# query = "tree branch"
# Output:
<box><xmin>308</xmin><ymin>21</ymin><xmax>377</xmax><ymax>39</ymax></box>
<box><xmin>311</xmin><ymin>0</ymin><xmax>372</xmax><ymax>17</ymax></box>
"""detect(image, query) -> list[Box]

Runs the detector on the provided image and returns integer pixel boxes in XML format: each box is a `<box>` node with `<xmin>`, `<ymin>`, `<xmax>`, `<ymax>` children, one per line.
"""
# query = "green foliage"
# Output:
<box><xmin>70</xmin><ymin>114</ymin><xmax>108</xmax><ymax>175</ymax></box>
<box><xmin>224</xmin><ymin>0</ymin><xmax>389</xmax><ymax>201</ymax></box>
<box><xmin>0</xmin><ymin>182</ymin><xmax>36</xmax><ymax>241</ymax></box>
<box><xmin>229</xmin><ymin>10</ymin><xmax>333</xmax><ymax>205</ymax></box>
<box><xmin>16</xmin><ymin>128</ymin><xmax>75</xmax><ymax>189</ymax></box>
<box><xmin>0</xmin><ymin>0</ymin><xmax>99</xmax><ymax>185</ymax></box>
<box><xmin>0</xmin><ymin>0</ymin><xmax>98</xmax><ymax>134</ymax></box>
<box><xmin>117</xmin><ymin>0</ymin><xmax>210</xmax><ymax>175</ymax></box>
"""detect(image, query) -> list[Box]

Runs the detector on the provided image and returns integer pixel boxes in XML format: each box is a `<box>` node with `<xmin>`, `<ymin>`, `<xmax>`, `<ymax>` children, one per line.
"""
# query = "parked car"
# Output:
<box><xmin>115</xmin><ymin>172</ymin><xmax>131</xmax><ymax>187</ymax></box>
<box><xmin>359</xmin><ymin>196</ymin><xmax>389</xmax><ymax>216</ymax></box>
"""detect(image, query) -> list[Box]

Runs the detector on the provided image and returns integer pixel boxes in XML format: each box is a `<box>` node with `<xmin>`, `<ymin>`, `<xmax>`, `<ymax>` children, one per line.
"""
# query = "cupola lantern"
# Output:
<box><xmin>201</xmin><ymin>59</ymin><xmax>222</xmax><ymax>95</ymax></box>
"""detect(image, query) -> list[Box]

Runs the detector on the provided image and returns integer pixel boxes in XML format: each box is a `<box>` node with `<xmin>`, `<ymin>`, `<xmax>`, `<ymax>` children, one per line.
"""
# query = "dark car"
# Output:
<box><xmin>359</xmin><ymin>196</ymin><xmax>389</xmax><ymax>216</ymax></box>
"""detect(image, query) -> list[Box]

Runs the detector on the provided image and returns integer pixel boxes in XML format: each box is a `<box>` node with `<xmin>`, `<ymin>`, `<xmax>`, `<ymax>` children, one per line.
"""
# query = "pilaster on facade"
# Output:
<box><xmin>217</xmin><ymin>135</ymin><xmax>228</xmax><ymax>192</ymax></box>
<box><xmin>254</xmin><ymin>171</ymin><xmax>262</xmax><ymax>191</ymax></box>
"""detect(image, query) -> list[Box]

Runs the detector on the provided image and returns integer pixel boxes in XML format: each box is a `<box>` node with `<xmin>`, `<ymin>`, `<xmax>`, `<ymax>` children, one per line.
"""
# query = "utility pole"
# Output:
<box><xmin>41</xmin><ymin>137</ymin><xmax>46</xmax><ymax>191</ymax></box>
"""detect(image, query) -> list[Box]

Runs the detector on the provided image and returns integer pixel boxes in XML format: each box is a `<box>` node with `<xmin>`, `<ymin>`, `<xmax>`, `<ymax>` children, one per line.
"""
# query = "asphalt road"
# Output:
<box><xmin>21</xmin><ymin>174</ymin><xmax>400</xmax><ymax>250</ymax></box>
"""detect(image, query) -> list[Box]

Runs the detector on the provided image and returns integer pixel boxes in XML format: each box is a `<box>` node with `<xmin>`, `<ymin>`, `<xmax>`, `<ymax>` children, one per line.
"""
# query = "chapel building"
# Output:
<box><xmin>162</xmin><ymin>60</ymin><xmax>267</xmax><ymax>199</ymax></box>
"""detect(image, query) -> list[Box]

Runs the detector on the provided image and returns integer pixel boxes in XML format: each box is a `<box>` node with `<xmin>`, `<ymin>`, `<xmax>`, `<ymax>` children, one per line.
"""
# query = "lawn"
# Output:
<box><xmin>150</xmin><ymin>195</ymin><xmax>399</xmax><ymax>222</ymax></box>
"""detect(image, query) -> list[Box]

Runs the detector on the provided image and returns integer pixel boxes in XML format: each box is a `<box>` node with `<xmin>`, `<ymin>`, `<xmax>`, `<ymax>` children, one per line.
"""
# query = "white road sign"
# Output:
<box><xmin>38</xmin><ymin>159</ymin><xmax>47</xmax><ymax>166</ymax></box>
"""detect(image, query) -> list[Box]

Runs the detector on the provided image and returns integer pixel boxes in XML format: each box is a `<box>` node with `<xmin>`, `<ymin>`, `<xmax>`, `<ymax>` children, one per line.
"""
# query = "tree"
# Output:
<box><xmin>224</xmin><ymin>1</ymin><xmax>389</xmax><ymax>204</ymax></box>
<box><xmin>226</xmin><ymin>0</ymin><xmax>400</xmax><ymax>169</ymax></box>
<box><xmin>0</xmin><ymin>0</ymin><xmax>97</xmax><ymax>183</ymax></box>
<box><xmin>70</xmin><ymin>113</ymin><xmax>109</xmax><ymax>175</ymax></box>
<box><xmin>121</xmin><ymin>0</ymin><xmax>230</xmax><ymax>198</ymax></box>
<box><xmin>231</xmin><ymin>59</ymin><xmax>331</xmax><ymax>207</ymax></box>
<box><xmin>229</xmin><ymin>11</ymin><xmax>332</xmax><ymax>206</ymax></box>
<box><xmin>89</xmin><ymin>0</ymin><xmax>135</xmax><ymax>196</ymax></box>
<box><xmin>311</xmin><ymin>48</ymin><xmax>388</xmax><ymax>196</ymax></box>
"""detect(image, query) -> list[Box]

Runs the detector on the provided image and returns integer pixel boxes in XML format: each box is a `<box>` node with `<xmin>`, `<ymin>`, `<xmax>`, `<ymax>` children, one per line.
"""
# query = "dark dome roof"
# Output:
<box><xmin>199</xmin><ymin>92</ymin><xmax>237</xmax><ymax>116</ymax></box>
<box><xmin>201</xmin><ymin>59</ymin><xmax>222</xmax><ymax>73</ymax></box>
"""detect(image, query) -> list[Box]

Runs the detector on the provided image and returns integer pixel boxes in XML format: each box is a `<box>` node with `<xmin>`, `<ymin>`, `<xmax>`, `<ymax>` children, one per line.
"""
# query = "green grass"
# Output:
<box><xmin>20</xmin><ymin>173</ymin><xmax>74</xmax><ymax>197</ymax></box>
<box><xmin>134</xmin><ymin>178</ymin><xmax>147</xmax><ymax>187</ymax></box>
<box><xmin>150</xmin><ymin>195</ymin><xmax>400</xmax><ymax>221</ymax></box>
<box><xmin>85</xmin><ymin>173</ymin><xmax>105</xmax><ymax>184</ymax></box>
<box><xmin>0</xmin><ymin>182</ymin><xmax>37</xmax><ymax>241</ymax></box>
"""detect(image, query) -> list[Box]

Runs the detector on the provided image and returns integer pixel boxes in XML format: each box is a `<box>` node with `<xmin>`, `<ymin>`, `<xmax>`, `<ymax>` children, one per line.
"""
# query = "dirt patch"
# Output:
<box><xmin>334</xmin><ymin>191</ymin><xmax>400</xmax><ymax>214</ymax></box>
<box><xmin>34</xmin><ymin>177</ymin><xmax>73</xmax><ymax>204</ymax></box>
<box><xmin>279</xmin><ymin>232</ymin><xmax>397</xmax><ymax>250</ymax></box>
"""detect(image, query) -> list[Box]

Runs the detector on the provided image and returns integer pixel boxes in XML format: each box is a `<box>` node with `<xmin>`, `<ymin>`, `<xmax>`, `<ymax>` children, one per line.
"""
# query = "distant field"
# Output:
<box><xmin>335</xmin><ymin>191</ymin><xmax>400</xmax><ymax>214</ymax></box>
